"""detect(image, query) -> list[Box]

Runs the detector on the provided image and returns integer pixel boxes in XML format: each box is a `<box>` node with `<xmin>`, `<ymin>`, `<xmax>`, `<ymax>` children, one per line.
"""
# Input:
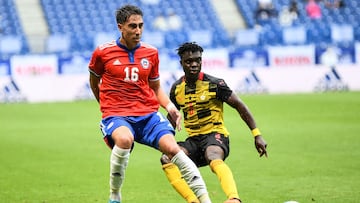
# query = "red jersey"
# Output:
<box><xmin>89</xmin><ymin>40</ymin><xmax>160</xmax><ymax>118</ymax></box>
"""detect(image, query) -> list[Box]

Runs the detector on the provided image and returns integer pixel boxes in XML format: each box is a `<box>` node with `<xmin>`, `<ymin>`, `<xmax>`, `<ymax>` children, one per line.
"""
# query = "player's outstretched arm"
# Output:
<box><xmin>226</xmin><ymin>92</ymin><xmax>268</xmax><ymax>157</ymax></box>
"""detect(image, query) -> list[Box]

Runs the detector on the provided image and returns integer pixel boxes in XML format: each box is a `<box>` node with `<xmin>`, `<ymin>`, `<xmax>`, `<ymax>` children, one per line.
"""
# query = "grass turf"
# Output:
<box><xmin>0</xmin><ymin>91</ymin><xmax>359</xmax><ymax>203</ymax></box>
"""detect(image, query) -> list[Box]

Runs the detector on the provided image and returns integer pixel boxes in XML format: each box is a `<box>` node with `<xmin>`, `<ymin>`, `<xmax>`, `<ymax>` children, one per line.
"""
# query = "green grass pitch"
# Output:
<box><xmin>0</xmin><ymin>91</ymin><xmax>359</xmax><ymax>203</ymax></box>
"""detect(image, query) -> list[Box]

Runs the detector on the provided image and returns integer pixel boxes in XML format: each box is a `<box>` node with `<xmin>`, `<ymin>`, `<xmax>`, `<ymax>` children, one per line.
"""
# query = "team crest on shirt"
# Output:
<box><xmin>140</xmin><ymin>58</ymin><xmax>149</xmax><ymax>69</ymax></box>
<box><xmin>200</xmin><ymin>91</ymin><xmax>207</xmax><ymax>100</ymax></box>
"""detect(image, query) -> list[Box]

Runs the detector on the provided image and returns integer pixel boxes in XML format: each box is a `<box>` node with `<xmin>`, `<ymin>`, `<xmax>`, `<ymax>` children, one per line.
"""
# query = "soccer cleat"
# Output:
<box><xmin>108</xmin><ymin>200</ymin><xmax>121</xmax><ymax>203</ymax></box>
<box><xmin>224</xmin><ymin>198</ymin><xmax>242</xmax><ymax>203</ymax></box>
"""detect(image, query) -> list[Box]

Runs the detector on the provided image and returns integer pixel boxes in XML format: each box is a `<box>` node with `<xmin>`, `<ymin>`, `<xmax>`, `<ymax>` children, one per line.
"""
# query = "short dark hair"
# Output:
<box><xmin>177</xmin><ymin>42</ymin><xmax>204</xmax><ymax>58</ymax></box>
<box><xmin>115</xmin><ymin>4</ymin><xmax>143</xmax><ymax>24</ymax></box>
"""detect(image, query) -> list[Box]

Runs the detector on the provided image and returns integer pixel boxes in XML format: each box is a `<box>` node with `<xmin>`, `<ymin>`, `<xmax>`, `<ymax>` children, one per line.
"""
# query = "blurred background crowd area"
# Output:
<box><xmin>0</xmin><ymin>0</ymin><xmax>358</xmax><ymax>59</ymax></box>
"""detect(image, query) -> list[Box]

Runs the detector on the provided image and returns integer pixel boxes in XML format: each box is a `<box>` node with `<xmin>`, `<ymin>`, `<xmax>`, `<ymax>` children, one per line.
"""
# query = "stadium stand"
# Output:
<box><xmin>235</xmin><ymin>0</ymin><xmax>359</xmax><ymax>46</ymax></box>
<box><xmin>39</xmin><ymin>0</ymin><xmax>230</xmax><ymax>52</ymax></box>
<box><xmin>0</xmin><ymin>0</ymin><xmax>359</xmax><ymax>55</ymax></box>
<box><xmin>0</xmin><ymin>0</ymin><xmax>29</xmax><ymax>56</ymax></box>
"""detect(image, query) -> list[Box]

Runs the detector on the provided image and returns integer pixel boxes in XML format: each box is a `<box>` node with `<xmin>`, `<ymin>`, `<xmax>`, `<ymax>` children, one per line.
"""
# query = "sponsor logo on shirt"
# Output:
<box><xmin>113</xmin><ymin>59</ymin><xmax>121</xmax><ymax>65</ymax></box>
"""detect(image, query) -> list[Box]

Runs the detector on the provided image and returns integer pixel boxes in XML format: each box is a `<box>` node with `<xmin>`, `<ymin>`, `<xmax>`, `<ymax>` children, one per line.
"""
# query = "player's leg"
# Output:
<box><xmin>159</xmin><ymin>134</ymin><xmax>211</xmax><ymax>203</ymax></box>
<box><xmin>109</xmin><ymin>126</ymin><xmax>133</xmax><ymax>203</ymax></box>
<box><xmin>209</xmin><ymin>158</ymin><xmax>241</xmax><ymax>203</ymax></box>
<box><xmin>161</xmin><ymin>154</ymin><xmax>199</xmax><ymax>203</ymax></box>
<box><xmin>142</xmin><ymin>112</ymin><xmax>211</xmax><ymax>202</ymax></box>
<box><xmin>101</xmin><ymin>117</ymin><xmax>135</xmax><ymax>203</ymax></box>
<box><xmin>204</xmin><ymin>134</ymin><xmax>241</xmax><ymax>203</ymax></box>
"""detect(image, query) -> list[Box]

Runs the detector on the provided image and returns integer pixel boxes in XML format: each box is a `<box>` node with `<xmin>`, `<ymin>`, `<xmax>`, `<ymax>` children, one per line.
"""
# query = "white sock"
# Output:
<box><xmin>171</xmin><ymin>150</ymin><xmax>211</xmax><ymax>203</ymax></box>
<box><xmin>109</xmin><ymin>145</ymin><xmax>130</xmax><ymax>201</ymax></box>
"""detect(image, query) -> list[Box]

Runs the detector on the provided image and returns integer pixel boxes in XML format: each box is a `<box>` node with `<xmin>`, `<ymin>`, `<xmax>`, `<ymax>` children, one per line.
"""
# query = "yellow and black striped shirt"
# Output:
<box><xmin>169</xmin><ymin>72</ymin><xmax>233</xmax><ymax>137</ymax></box>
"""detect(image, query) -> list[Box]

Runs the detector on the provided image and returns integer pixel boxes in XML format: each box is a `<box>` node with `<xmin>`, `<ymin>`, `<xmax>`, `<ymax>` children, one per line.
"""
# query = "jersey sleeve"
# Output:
<box><xmin>216</xmin><ymin>79</ymin><xmax>233</xmax><ymax>102</ymax></box>
<box><xmin>149</xmin><ymin>51</ymin><xmax>160</xmax><ymax>80</ymax></box>
<box><xmin>88</xmin><ymin>47</ymin><xmax>104</xmax><ymax>77</ymax></box>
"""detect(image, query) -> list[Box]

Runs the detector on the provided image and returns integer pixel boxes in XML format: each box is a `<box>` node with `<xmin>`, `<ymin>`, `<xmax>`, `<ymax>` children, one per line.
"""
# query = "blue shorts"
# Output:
<box><xmin>100</xmin><ymin>112</ymin><xmax>175</xmax><ymax>150</ymax></box>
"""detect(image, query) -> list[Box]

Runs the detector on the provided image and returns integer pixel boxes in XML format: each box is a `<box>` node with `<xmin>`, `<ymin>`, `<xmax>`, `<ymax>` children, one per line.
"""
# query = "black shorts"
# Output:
<box><xmin>178</xmin><ymin>132</ymin><xmax>230</xmax><ymax>167</ymax></box>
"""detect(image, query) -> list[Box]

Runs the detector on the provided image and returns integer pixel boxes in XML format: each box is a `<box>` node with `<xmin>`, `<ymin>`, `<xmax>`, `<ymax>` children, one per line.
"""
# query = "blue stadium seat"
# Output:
<box><xmin>282</xmin><ymin>26</ymin><xmax>307</xmax><ymax>45</ymax></box>
<box><xmin>46</xmin><ymin>34</ymin><xmax>71</xmax><ymax>53</ymax></box>
<box><xmin>188</xmin><ymin>30</ymin><xmax>213</xmax><ymax>48</ymax></box>
<box><xmin>0</xmin><ymin>35</ymin><xmax>23</xmax><ymax>54</ymax></box>
<box><xmin>165</xmin><ymin>31</ymin><xmax>189</xmax><ymax>50</ymax></box>
<box><xmin>234</xmin><ymin>29</ymin><xmax>260</xmax><ymax>47</ymax></box>
<box><xmin>330</xmin><ymin>24</ymin><xmax>354</xmax><ymax>43</ymax></box>
<box><xmin>93</xmin><ymin>32</ymin><xmax>117</xmax><ymax>48</ymax></box>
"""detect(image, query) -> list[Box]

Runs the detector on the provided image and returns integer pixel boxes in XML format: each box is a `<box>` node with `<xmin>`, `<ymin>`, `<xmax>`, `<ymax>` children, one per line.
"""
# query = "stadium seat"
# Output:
<box><xmin>330</xmin><ymin>24</ymin><xmax>354</xmax><ymax>43</ymax></box>
<box><xmin>142</xmin><ymin>31</ymin><xmax>165</xmax><ymax>48</ymax></box>
<box><xmin>282</xmin><ymin>26</ymin><xmax>307</xmax><ymax>45</ymax></box>
<box><xmin>0</xmin><ymin>35</ymin><xmax>23</xmax><ymax>54</ymax></box>
<box><xmin>93</xmin><ymin>32</ymin><xmax>117</xmax><ymax>48</ymax></box>
<box><xmin>188</xmin><ymin>30</ymin><xmax>213</xmax><ymax>48</ymax></box>
<box><xmin>46</xmin><ymin>34</ymin><xmax>71</xmax><ymax>53</ymax></box>
<box><xmin>234</xmin><ymin>29</ymin><xmax>260</xmax><ymax>47</ymax></box>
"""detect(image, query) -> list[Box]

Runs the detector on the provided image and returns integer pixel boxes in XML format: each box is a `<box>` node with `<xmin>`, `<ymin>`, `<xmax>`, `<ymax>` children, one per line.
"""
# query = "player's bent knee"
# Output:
<box><xmin>160</xmin><ymin>154</ymin><xmax>171</xmax><ymax>165</ymax></box>
<box><xmin>205</xmin><ymin>145</ymin><xmax>225</xmax><ymax>163</ymax></box>
<box><xmin>112</xmin><ymin>134</ymin><xmax>133</xmax><ymax>149</ymax></box>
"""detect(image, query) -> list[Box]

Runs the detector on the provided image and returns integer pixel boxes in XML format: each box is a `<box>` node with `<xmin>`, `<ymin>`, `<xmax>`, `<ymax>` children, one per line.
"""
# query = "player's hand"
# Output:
<box><xmin>168</xmin><ymin>108</ymin><xmax>182</xmax><ymax>131</ymax></box>
<box><xmin>166</xmin><ymin>103</ymin><xmax>182</xmax><ymax>131</ymax></box>
<box><xmin>254</xmin><ymin>135</ymin><xmax>268</xmax><ymax>157</ymax></box>
<box><xmin>166</xmin><ymin>113</ymin><xmax>176</xmax><ymax>129</ymax></box>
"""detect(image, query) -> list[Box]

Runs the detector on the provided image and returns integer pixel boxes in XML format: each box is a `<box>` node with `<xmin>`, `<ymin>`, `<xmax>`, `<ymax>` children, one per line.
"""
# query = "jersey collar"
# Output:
<box><xmin>116</xmin><ymin>38</ymin><xmax>140</xmax><ymax>52</ymax></box>
<box><xmin>183</xmin><ymin>72</ymin><xmax>204</xmax><ymax>82</ymax></box>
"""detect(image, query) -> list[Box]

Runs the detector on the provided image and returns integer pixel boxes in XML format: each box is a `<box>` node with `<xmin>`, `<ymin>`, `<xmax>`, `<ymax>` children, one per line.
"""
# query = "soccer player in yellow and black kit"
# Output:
<box><xmin>161</xmin><ymin>42</ymin><xmax>268</xmax><ymax>203</ymax></box>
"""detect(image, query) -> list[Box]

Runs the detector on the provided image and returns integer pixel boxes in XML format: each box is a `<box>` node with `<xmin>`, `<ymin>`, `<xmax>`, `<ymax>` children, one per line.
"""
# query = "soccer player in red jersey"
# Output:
<box><xmin>88</xmin><ymin>5</ymin><xmax>211</xmax><ymax>203</ymax></box>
